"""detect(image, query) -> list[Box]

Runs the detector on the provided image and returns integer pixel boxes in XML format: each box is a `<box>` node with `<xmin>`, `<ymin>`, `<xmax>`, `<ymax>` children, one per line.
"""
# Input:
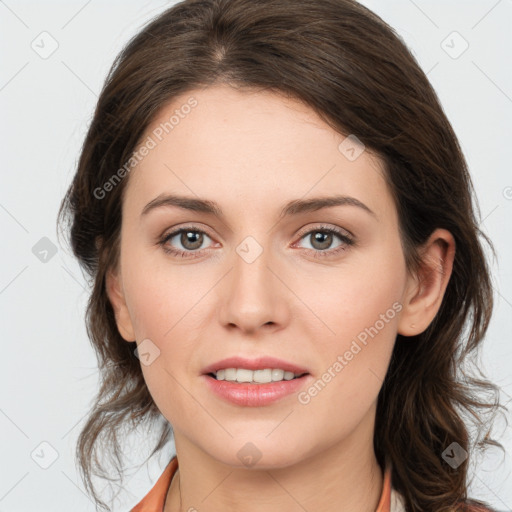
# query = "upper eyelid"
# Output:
<box><xmin>162</xmin><ymin>223</ymin><xmax>351</xmax><ymax>235</ymax></box>
<box><xmin>295</xmin><ymin>223</ymin><xmax>353</xmax><ymax>239</ymax></box>
<box><xmin>162</xmin><ymin>225</ymin><xmax>214</xmax><ymax>241</ymax></box>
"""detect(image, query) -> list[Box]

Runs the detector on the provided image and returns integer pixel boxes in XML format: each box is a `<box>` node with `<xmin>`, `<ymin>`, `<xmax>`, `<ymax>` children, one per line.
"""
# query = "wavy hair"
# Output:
<box><xmin>57</xmin><ymin>0</ymin><xmax>507</xmax><ymax>510</ymax></box>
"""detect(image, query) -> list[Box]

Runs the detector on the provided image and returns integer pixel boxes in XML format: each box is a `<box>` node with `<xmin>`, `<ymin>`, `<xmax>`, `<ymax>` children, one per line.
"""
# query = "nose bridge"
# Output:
<box><xmin>219</xmin><ymin>234</ymin><xmax>288</xmax><ymax>332</ymax></box>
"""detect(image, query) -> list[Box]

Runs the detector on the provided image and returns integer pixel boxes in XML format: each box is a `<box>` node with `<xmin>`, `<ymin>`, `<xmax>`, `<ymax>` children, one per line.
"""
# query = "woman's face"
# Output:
<box><xmin>108</xmin><ymin>84</ymin><xmax>415</xmax><ymax>468</ymax></box>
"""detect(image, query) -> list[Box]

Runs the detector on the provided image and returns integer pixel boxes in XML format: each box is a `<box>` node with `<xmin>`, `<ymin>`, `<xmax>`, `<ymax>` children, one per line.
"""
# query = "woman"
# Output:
<box><xmin>58</xmin><ymin>0</ymin><xmax>506</xmax><ymax>510</ymax></box>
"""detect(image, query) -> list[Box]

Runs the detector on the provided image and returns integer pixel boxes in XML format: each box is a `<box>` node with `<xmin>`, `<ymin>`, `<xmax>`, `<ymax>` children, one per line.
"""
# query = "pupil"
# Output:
<box><xmin>312</xmin><ymin>231</ymin><xmax>332</xmax><ymax>250</ymax></box>
<box><xmin>182</xmin><ymin>231</ymin><xmax>203</xmax><ymax>250</ymax></box>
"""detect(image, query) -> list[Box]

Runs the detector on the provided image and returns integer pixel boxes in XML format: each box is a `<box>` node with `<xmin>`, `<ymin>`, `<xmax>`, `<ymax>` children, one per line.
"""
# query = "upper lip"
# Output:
<box><xmin>202</xmin><ymin>356</ymin><xmax>310</xmax><ymax>375</ymax></box>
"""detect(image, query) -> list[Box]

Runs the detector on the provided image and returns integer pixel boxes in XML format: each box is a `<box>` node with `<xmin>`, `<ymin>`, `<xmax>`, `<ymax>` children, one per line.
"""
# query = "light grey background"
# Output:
<box><xmin>0</xmin><ymin>0</ymin><xmax>511</xmax><ymax>510</ymax></box>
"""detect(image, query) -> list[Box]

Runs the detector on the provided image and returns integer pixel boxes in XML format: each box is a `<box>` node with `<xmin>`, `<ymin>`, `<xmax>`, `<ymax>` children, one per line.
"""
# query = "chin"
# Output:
<box><xmin>208</xmin><ymin>439</ymin><xmax>306</xmax><ymax>470</ymax></box>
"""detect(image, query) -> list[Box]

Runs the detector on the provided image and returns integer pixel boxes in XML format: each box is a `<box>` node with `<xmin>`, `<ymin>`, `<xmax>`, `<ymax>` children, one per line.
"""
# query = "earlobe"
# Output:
<box><xmin>105</xmin><ymin>268</ymin><xmax>136</xmax><ymax>342</ymax></box>
<box><xmin>397</xmin><ymin>229</ymin><xmax>455</xmax><ymax>337</ymax></box>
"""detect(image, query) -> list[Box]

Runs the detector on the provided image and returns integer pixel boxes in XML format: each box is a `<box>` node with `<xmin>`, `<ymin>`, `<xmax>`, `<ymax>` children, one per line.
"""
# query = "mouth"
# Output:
<box><xmin>206</xmin><ymin>368</ymin><xmax>309</xmax><ymax>384</ymax></box>
<box><xmin>201</xmin><ymin>356</ymin><xmax>311</xmax><ymax>406</ymax></box>
<box><xmin>201</xmin><ymin>356</ymin><xmax>311</xmax><ymax>384</ymax></box>
<box><xmin>202</xmin><ymin>368</ymin><xmax>312</xmax><ymax>407</ymax></box>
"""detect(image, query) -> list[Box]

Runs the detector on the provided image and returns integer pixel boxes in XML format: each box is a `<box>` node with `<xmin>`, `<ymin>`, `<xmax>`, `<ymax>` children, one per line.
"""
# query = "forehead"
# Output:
<box><xmin>123</xmin><ymin>84</ymin><xmax>394</xmax><ymax>223</ymax></box>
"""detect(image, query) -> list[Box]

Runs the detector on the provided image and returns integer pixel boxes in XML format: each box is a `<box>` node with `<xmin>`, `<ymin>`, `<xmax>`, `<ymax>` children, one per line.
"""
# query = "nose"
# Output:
<box><xmin>218</xmin><ymin>245</ymin><xmax>290</xmax><ymax>335</ymax></box>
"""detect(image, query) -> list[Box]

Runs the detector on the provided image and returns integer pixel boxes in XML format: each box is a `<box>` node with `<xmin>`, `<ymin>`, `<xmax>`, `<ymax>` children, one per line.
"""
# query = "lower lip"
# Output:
<box><xmin>203</xmin><ymin>374</ymin><xmax>311</xmax><ymax>407</ymax></box>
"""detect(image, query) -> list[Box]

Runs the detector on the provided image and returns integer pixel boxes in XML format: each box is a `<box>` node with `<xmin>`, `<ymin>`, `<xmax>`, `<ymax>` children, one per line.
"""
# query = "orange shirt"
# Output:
<box><xmin>131</xmin><ymin>457</ymin><xmax>397</xmax><ymax>511</ymax></box>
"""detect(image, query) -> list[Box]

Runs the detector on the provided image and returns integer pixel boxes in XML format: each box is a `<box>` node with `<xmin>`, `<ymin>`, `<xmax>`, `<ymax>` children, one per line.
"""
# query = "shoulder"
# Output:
<box><xmin>130</xmin><ymin>456</ymin><xmax>178</xmax><ymax>511</ymax></box>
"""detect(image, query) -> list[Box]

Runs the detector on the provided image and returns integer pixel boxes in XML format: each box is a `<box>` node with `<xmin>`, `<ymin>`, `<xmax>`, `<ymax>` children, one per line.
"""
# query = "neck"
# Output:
<box><xmin>164</xmin><ymin>410</ymin><xmax>384</xmax><ymax>512</ymax></box>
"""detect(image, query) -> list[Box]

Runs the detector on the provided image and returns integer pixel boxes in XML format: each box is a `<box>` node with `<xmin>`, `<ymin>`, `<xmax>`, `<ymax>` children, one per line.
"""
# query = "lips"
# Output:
<box><xmin>201</xmin><ymin>356</ymin><xmax>310</xmax><ymax>376</ymax></box>
<box><xmin>203</xmin><ymin>373</ymin><xmax>312</xmax><ymax>406</ymax></box>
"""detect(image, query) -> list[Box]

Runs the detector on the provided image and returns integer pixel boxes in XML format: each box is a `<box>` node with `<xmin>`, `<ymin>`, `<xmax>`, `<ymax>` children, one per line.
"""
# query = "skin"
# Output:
<box><xmin>106</xmin><ymin>84</ymin><xmax>455</xmax><ymax>512</ymax></box>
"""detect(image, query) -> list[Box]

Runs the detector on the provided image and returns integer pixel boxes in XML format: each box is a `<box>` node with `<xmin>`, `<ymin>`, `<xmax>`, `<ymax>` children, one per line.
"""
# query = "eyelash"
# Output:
<box><xmin>158</xmin><ymin>224</ymin><xmax>354</xmax><ymax>260</ymax></box>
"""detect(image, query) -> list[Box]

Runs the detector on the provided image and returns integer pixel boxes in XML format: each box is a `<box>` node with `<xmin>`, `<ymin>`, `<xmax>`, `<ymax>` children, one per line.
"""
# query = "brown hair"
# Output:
<box><xmin>57</xmin><ymin>0</ymin><xmax>507</xmax><ymax>510</ymax></box>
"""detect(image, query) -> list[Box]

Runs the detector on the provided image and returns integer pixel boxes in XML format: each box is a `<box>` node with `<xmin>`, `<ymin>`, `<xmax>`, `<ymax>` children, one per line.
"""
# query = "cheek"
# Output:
<box><xmin>293</xmin><ymin>244</ymin><xmax>405</xmax><ymax>421</ymax></box>
<box><xmin>120</xmin><ymin>246</ymin><xmax>214</xmax><ymax>407</ymax></box>
<box><xmin>123</xmin><ymin>263</ymin><xmax>200</xmax><ymax>426</ymax></box>
<box><xmin>302</xmin><ymin>243</ymin><xmax>405</xmax><ymax>351</ymax></box>
<box><xmin>294</xmin><ymin>301</ymin><xmax>399</xmax><ymax>448</ymax></box>
<box><xmin>121</xmin><ymin>241</ymin><xmax>203</xmax><ymax>339</ymax></box>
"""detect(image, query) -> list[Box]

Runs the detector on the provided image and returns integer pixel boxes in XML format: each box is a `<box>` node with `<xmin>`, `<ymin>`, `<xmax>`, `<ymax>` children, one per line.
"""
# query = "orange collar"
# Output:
<box><xmin>131</xmin><ymin>457</ymin><xmax>394</xmax><ymax>511</ymax></box>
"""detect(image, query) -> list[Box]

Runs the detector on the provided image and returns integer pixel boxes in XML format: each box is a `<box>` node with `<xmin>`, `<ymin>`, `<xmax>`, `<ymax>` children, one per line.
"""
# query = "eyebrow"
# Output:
<box><xmin>141</xmin><ymin>193</ymin><xmax>376</xmax><ymax>219</ymax></box>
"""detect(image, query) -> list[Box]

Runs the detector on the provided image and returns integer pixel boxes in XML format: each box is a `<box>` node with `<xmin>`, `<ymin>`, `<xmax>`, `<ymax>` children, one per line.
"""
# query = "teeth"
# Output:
<box><xmin>213</xmin><ymin>368</ymin><xmax>303</xmax><ymax>383</ymax></box>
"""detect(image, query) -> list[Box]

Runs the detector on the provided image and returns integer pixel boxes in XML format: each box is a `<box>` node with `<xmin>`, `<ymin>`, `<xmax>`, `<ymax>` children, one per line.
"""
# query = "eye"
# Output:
<box><xmin>158</xmin><ymin>227</ymin><xmax>215</xmax><ymax>259</ymax></box>
<box><xmin>294</xmin><ymin>225</ymin><xmax>354</xmax><ymax>258</ymax></box>
<box><xmin>158</xmin><ymin>224</ymin><xmax>354</xmax><ymax>260</ymax></box>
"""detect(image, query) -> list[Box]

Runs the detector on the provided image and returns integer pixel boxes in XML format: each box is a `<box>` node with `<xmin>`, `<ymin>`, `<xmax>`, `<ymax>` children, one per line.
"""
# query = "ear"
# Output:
<box><xmin>397</xmin><ymin>228</ymin><xmax>456</xmax><ymax>337</ymax></box>
<box><xmin>105</xmin><ymin>266</ymin><xmax>136</xmax><ymax>342</ymax></box>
